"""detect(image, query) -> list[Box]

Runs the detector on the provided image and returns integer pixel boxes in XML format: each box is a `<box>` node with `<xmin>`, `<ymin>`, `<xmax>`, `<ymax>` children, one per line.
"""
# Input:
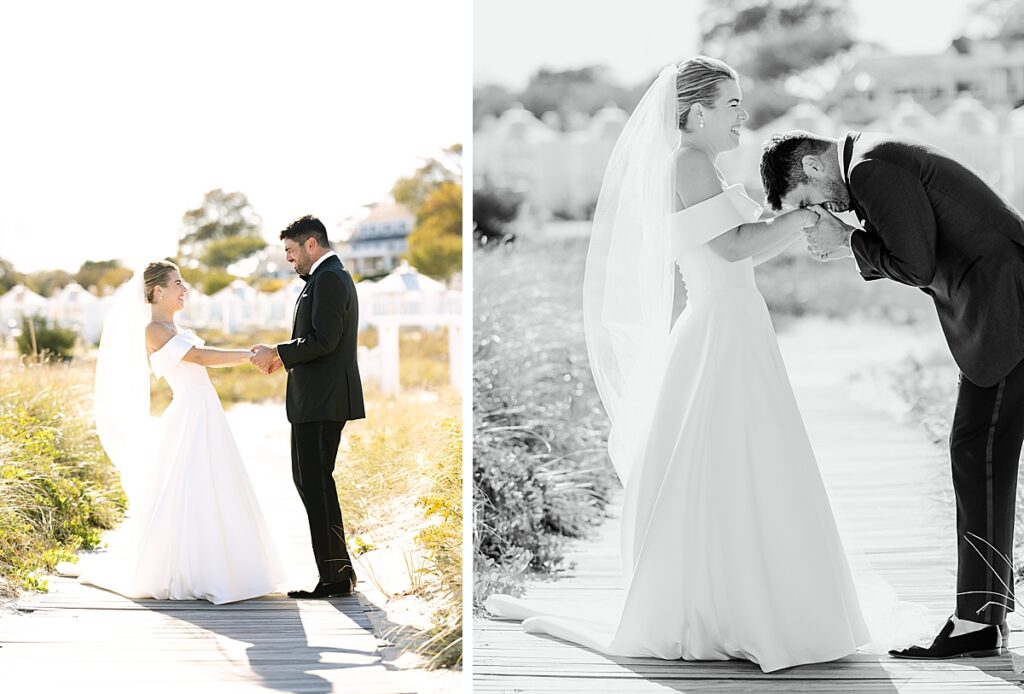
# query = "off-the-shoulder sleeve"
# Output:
<box><xmin>669</xmin><ymin>183</ymin><xmax>764</xmax><ymax>249</ymax></box>
<box><xmin>149</xmin><ymin>332</ymin><xmax>203</xmax><ymax>379</ymax></box>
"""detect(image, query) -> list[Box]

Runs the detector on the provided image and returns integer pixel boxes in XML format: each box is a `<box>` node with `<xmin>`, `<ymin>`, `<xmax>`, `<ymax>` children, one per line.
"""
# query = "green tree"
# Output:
<box><xmin>178</xmin><ymin>266</ymin><xmax>234</xmax><ymax>296</ymax></box>
<box><xmin>75</xmin><ymin>259</ymin><xmax>132</xmax><ymax>293</ymax></box>
<box><xmin>406</xmin><ymin>181</ymin><xmax>462</xmax><ymax>279</ymax></box>
<box><xmin>392</xmin><ymin>145</ymin><xmax>462</xmax><ymax>211</ymax></box>
<box><xmin>395</xmin><ymin>146</ymin><xmax>463</xmax><ymax>281</ymax></box>
<box><xmin>0</xmin><ymin>258</ymin><xmax>22</xmax><ymax>294</ymax></box>
<box><xmin>200</xmin><ymin>236</ymin><xmax>268</xmax><ymax>270</ymax></box>
<box><xmin>179</xmin><ymin>189</ymin><xmax>265</xmax><ymax>270</ymax></box>
<box><xmin>24</xmin><ymin>269</ymin><xmax>74</xmax><ymax>297</ymax></box>
<box><xmin>699</xmin><ymin>0</ymin><xmax>856</xmax><ymax>128</ymax></box>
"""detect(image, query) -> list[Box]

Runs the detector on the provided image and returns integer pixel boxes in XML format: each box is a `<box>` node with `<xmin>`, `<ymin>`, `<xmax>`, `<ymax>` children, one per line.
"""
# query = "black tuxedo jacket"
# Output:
<box><xmin>845</xmin><ymin>131</ymin><xmax>1024</xmax><ymax>387</ymax></box>
<box><xmin>277</xmin><ymin>254</ymin><xmax>366</xmax><ymax>423</ymax></box>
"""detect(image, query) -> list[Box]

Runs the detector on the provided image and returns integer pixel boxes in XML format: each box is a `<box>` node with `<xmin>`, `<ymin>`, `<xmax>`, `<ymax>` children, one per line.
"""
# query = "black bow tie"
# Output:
<box><xmin>299</xmin><ymin>274</ymin><xmax>310</xmax><ymax>282</ymax></box>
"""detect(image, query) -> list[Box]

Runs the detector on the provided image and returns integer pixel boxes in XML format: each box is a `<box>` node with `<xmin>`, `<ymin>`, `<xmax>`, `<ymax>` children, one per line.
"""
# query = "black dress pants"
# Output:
<box><xmin>291</xmin><ymin>420</ymin><xmax>353</xmax><ymax>583</ymax></box>
<box><xmin>953</xmin><ymin>357</ymin><xmax>1024</xmax><ymax>624</ymax></box>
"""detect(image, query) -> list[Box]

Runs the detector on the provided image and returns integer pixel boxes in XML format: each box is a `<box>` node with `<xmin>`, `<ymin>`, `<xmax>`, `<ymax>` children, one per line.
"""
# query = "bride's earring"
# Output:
<box><xmin>699</xmin><ymin>111</ymin><xmax>704</xmax><ymax>129</ymax></box>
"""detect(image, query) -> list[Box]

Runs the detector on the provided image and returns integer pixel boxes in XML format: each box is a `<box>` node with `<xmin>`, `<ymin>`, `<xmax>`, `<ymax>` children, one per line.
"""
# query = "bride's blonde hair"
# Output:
<box><xmin>676</xmin><ymin>56</ymin><xmax>738</xmax><ymax>132</ymax></box>
<box><xmin>144</xmin><ymin>260</ymin><xmax>179</xmax><ymax>304</ymax></box>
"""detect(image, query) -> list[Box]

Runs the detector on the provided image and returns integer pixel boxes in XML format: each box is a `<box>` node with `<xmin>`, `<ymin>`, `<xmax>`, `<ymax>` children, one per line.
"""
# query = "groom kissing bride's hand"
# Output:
<box><xmin>249</xmin><ymin>344</ymin><xmax>283</xmax><ymax>375</ymax></box>
<box><xmin>802</xmin><ymin>203</ymin><xmax>854</xmax><ymax>262</ymax></box>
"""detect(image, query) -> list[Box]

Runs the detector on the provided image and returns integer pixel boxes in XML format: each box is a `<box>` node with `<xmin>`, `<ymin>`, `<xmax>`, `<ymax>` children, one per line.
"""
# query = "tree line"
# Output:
<box><xmin>0</xmin><ymin>144</ymin><xmax>462</xmax><ymax>297</ymax></box>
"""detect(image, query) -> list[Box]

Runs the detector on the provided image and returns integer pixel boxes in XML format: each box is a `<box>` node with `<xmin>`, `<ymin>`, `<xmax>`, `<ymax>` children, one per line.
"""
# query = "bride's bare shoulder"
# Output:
<box><xmin>673</xmin><ymin>146</ymin><xmax>723</xmax><ymax>208</ymax></box>
<box><xmin>144</xmin><ymin>321</ymin><xmax>176</xmax><ymax>354</ymax></box>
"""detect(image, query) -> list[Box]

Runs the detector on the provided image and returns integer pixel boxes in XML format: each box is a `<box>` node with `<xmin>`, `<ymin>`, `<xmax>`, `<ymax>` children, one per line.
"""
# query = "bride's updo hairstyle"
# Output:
<box><xmin>676</xmin><ymin>56</ymin><xmax>738</xmax><ymax>132</ymax></box>
<box><xmin>144</xmin><ymin>260</ymin><xmax>179</xmax><ymax>304</ymax></box>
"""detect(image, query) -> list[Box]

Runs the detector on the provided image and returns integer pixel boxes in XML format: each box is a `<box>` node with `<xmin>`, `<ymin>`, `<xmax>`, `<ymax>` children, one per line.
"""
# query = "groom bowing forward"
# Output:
<box><xmin>761</xmin><ymin>131</ymin><xmax>1024</xmax><ymax>659</ymax></box>
<box><xmin>252</xmin><ymin>214</ymin><xmax>365</xmax><ymax>599</ymax></box>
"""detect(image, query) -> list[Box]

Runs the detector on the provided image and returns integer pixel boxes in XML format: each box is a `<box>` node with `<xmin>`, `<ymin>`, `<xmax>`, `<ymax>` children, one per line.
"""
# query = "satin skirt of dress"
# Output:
<box><xmin>488</xmin><ymin>288</ymin><xmax>871</xmax><ymax>672</ymax></box>
<box><xmin>80</xmin><ymin>387</ymin><xmax>287</xmax><ymax>604</ymax></box>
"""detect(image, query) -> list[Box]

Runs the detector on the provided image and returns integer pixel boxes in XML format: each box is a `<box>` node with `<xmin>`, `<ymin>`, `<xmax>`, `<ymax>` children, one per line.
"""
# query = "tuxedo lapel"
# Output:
<box><xmin>291</xmin><ymin>281</ymin><xmax>307</xmax><ymax>337</ymax></box>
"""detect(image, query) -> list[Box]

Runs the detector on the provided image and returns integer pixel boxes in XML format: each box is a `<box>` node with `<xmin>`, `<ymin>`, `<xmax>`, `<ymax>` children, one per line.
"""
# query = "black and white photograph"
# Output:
<box><xmin>474</xmin><ymin>0</ymin><xmax>1024</xmax><ymax>691</ymax></box>
<box><xmin>0</xmin><ymin>2</ymin><xmax>466</xmax><ymax>692</ymax></box>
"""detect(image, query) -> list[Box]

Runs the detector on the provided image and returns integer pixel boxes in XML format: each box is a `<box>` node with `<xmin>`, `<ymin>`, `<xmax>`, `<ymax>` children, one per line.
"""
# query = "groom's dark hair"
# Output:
<box><xmin>760</xmin><ymin>130</ymin><xmax>833</xmax><ymax>211</ymax></box>
<box><xmin>280</xmin><ymin>215</ymin><xmax>331</xmax><ymax>249</ymax></box>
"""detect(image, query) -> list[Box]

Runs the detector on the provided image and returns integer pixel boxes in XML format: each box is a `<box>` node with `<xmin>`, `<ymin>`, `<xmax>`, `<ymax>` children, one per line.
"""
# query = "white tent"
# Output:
<box><xmin>867</xmin><ymin>95</ymin><xmax>938</xmax><ymax>135</ymax></box>
<box><xmin>0</xmin><ymin>284</ymin><xmax>48</xmax><ymax>331</ymax></box>
<box><xmin>938</xmin><ymin>93</ymin><xmax>998</xmax><ymax>136</ymax></box>
<box><xmin>759</xmin><ymin>102</ymin><xmax>840</xmax><ymax>136</ymax></box>
<box><xmin>209</xmin><ymin>279</ymin><xmax>262</xmax><ymax>333</ymax></box>
<box><xmin>358</xmin><ymin>261</ymin><xmax>458</xmax><ymax>328</ymax></box>
<box><xmin>266</xmin><ymin>278</ymin><xmax>305</xmax><ymax>329</ymax></box>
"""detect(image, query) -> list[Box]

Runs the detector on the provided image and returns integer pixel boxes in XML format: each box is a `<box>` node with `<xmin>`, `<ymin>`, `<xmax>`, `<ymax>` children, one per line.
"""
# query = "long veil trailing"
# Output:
<box><xmin>583</xmin><ymin>64</ymin><xmax>679</xmax><ymax>487</ymax></box>
<box><xmin>93</xmin><ymin>267</ymin><xmax>158</xmax><ymax>507</ymax></box>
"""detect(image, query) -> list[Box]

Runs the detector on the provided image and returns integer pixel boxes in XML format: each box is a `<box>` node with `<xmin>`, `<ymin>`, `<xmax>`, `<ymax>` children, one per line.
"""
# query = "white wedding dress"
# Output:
<box><xmin>80</xmin><ymin>330</ymin><xmax>286</xmax><ymax>604</ymax></box>
<box><xmin>487</xmin><ymin>184</ymin><xmax>871</xmax><ymax>672</ymax></box>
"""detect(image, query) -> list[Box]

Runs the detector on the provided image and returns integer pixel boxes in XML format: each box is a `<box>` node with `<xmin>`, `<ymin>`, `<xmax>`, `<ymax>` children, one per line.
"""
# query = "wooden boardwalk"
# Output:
<box><xmin>0</xmin><ymin>403</ymin><xmax>456</xmax><ymax>694</ymax></box>
<box><xmin>474</xmin><ymin>318</ymin><xmax>1024</xmax><ymax>693</ymax></box>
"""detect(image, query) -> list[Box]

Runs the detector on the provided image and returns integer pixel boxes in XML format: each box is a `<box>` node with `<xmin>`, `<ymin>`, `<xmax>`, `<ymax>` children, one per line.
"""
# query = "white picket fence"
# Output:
<box><xmin>476</xmin><ymin>93</ymin><xmax>1024</xmax><ymax>218</ymax></box>
<box><xmin>0</xmin><ymin>262</ymin><xmax>462</xmax><ymax>394</ymax></box>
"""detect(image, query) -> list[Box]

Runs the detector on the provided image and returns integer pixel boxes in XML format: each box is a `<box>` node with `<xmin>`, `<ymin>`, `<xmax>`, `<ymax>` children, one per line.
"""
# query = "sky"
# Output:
<box><xmin>0</xmin><ymin>1</ymin><xmax>469</xmax><ymax>273</ymax></box>
<box><xmin>474</xmin><ymin>0</ymin><xmax>973</xmax><ymax>89</ymax></box>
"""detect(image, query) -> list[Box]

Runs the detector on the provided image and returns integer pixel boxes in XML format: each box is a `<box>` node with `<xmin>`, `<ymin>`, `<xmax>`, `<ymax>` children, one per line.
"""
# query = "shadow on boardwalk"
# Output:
<box><xmin>144</xmin><ymin>598</ymin><xmax>379</xmax><ymax>694</ymax></box>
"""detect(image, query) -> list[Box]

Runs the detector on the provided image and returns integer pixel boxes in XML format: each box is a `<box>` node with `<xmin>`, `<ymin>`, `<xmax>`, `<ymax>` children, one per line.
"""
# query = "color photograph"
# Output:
<box><xmin>0</xmin><ymin>2</ymin><xmax>466</xmax><ymax>692</ymax></box>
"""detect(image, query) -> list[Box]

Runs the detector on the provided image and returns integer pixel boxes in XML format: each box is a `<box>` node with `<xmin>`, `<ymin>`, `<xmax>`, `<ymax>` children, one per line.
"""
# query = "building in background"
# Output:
<box><xmin>829</xmin><ymin>39</ymin><xmax>1024</xmax><ymax>125</ymax></box>
<box><xmin>338</xmin><ymin>202</ymin><xmax>415</xmax><ymax>278</ymax></box>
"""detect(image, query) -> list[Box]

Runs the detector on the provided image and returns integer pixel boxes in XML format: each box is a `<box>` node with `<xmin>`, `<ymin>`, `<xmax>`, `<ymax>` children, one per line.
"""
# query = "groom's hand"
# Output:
<box><xmin>803</xmin><ymin>204</ymin><xmax>854</xmax><ymax>262</ymax></box>
<box><xmin>250</xmin><ymin>344</ymin><xmax>283</xmax><ymax>375</ymax></box>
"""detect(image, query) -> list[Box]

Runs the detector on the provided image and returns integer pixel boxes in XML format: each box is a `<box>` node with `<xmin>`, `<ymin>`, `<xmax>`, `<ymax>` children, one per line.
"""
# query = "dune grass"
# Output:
<box><xmin>0</xmin><ymin>356</ymin><xmax>125</xmax><ymax>596</ymax></box>
<box><xmin>474</xmin><ymin>230</ymin><xmax>615</xmax><ymax>608</ymax></box>
<box><xmin>336</xmin><ymin>393</ymin><xmax>463</xmax><ymax>669</ymax></box>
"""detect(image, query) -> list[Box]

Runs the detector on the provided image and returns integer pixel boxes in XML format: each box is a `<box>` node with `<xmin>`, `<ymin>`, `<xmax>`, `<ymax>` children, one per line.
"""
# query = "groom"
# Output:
<box><xmin>760</xmin><ymin>131</ymin><xmax>1024</xmax><ymax>659</ymax></box>
<box><xmin>251</xmin><ymin>215</ymin><xmax>365</xmax><ymax>599</ymax></box>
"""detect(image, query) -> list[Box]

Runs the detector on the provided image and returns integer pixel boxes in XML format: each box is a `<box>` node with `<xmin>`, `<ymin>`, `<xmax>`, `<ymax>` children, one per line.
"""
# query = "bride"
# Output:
<box><xmin>485</xmin><ymin>57</ymin><xmax>870</xmax><ymax>672</ymax></box>
<box><xmin>79</xmin><ymin>260</ymin><xmax>286</xmax><ymax>604</ymax></box>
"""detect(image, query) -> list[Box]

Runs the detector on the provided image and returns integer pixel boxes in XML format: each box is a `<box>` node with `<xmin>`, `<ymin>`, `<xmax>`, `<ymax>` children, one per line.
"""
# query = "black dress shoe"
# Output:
<box><xmin>288</xmin><ymin>581</ymin><xmax>354</xmax><ymax>599</ymax></box>
<box><xmin>889</xmin><ymin>618</ymin><xmax>1004</xmax><ymax>659</ymax></box>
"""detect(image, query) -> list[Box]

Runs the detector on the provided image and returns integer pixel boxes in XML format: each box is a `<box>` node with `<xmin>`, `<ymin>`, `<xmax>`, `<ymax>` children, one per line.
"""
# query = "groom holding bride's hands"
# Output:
<box><xmin>250</xmin><ymin>344</ymin><xmax>283</xmax><ymax>374</ymax></box>
<box><xmin>761</xmin><ymin>130</ymin><xmax>1024</xmax><ymax>659</ymax></box>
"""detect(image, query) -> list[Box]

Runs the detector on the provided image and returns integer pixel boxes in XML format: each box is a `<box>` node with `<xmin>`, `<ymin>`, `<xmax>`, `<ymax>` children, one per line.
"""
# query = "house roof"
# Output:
<box><xmin>363</xmin><ymin>202</ymin><xmax>414</xmax><ymax>223</ymax></box>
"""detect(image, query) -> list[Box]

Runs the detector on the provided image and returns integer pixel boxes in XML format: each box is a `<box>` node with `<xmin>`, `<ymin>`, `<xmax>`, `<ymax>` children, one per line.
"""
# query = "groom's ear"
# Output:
<box><xmin>801</xmin><ymin>155</ymin><xmax>826</xmax><ymax>179</ymax></box>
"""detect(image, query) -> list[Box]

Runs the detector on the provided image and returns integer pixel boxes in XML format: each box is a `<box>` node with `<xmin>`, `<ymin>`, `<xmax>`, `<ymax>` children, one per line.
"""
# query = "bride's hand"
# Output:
<box><xmin>787</xmin><ymin>207</ymin><xmax>819</xmax><ymax>229</ymax></box>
